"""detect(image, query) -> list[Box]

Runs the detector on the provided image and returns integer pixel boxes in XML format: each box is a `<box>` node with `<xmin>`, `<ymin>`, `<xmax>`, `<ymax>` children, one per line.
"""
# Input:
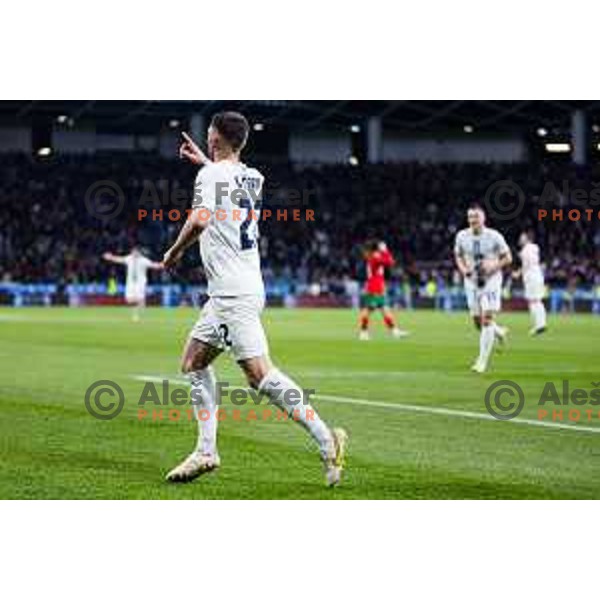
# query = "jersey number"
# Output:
<box><xmin>218</xmin><ymin>324</ymin><xmax>233</xmax><ymax>348</ymax></box>
<box><xmin>239</xmin><ymin>198</ymin><xmax>260</xmax><ymax>250</ymax></box>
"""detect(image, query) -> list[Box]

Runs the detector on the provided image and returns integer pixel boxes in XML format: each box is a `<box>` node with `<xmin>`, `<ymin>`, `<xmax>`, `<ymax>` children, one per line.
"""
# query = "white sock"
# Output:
<box><xmin>189</xmin><ymin>367</ymin><xmax>218</xmax><ymax>457</ymax></box>
<box><xmin>258</xmin><ymin>368</ymin><xmax>333</xmax><ymax>459</ymax></box>
<box><xmin>531</xmin><ymin>301</ymin><xmax>547</xmax><ymax>330</ymax></box>
<box><xmin>528</xmin><ymin>304</ymin><xmax>536</xmax><ymax>328</ymax></box>
<box><xmin>478</xmin><ymin>324</ymin><xmax>495</xmax><ymax>367</ymax></box>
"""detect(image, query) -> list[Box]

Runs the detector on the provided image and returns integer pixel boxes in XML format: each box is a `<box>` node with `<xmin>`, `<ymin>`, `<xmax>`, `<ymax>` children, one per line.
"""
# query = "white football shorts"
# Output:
<box><xmin>523</xmin><ymin>270</ymin><xmax>545</xmax><ymax>301</ymax></box>
<box><xmin>189</xmin><ymin>295</ymin><xmax>269</xmax><ymax>361</ymax></box>
<box><xmin>125</xmin><ymin>283</ymin><xmax>146</xmax><ymax>304</ymax></box>
<box><xmin>464</xmin><ymin>275</ymin><xmax>502</xmax><ymax>316</ymax></box>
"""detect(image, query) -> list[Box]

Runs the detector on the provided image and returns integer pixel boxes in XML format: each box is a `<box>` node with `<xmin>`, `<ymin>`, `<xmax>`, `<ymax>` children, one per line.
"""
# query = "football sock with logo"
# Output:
<box><xmin>189</xmin><ymin>367</ymin><xmax>218</xmax><ymax>457</ymax></box>
<box><xmin>258</xmin><ymin>368</ymin><xmax>333</xmax><ymax>459</ymax></box>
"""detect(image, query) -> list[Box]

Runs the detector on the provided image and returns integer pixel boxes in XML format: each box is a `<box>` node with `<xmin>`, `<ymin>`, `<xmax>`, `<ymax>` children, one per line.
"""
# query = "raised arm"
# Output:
<box><xmin>163</xmin><ymin>159</ymin><xmax>216</xmax><ymax>269</ymax></box>
<box><xmin>378</xmin><ymin>241</ymin><xmax>395</xmax><ymax>267</ymax></box>
<box><xmin>162</xmin><ymin>209</ymin><xmax>209</xmax><ymax>269</ymax></box>
<box><xmin>179</xmin><ymin>132</ymin><xmax>212</xmax><ymax>166</ymax></box>
<box><xmin>102</xmin><ymin>252</ymin><xmax>128</xmax><ymax>265</ymax></box>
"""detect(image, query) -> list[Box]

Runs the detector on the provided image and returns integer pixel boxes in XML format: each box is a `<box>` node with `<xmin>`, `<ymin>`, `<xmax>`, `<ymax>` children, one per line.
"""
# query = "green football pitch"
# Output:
<box><xmin>1</xmin><ymin>307</ymin><xmax>598</xmax><ymax>499</ymax></box>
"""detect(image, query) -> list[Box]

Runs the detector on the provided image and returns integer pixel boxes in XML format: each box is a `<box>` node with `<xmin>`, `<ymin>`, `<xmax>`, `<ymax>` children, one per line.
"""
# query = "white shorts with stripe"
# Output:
<box><xmin>189</xmin><ymin>295</ymin><xmax>269</xmax><ymax>361</ymax></box>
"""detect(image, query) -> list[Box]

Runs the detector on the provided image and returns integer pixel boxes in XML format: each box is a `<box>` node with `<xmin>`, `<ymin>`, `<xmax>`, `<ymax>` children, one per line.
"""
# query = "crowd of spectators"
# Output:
<box><xmin>1</xmin><ymin>152</ymin><xmax>599</xmax><ymax>293</ymax></box>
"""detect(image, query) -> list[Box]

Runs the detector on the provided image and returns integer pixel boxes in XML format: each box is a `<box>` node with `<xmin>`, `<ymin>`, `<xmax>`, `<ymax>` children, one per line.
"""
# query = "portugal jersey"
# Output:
<box><xmin>364</xmin><ymin>248</ymin><xmax>394</xmax><ymax>295</ymax></box>
<box><xmin>193</xmin><ymin>161</ymin><xmax>265</xmax><ymax>298</ymax></box>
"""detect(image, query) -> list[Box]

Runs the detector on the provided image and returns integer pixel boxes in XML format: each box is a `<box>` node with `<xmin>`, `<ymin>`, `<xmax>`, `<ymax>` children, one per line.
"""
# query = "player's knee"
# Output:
<box><xmin>481</xmin><ymin>315</ymin><xmax>493</xmax><ymax>326</ymax></box>
<box><xmin>181</xmin><ymin>352</ymin><xmax>204</xmax><ymax>373</ymax></box>
<box><xmin>242</xmin><ymin>366</ymin><xmax>266</xmax><ymax>389</ymax></box>
<box><xmin>245</xmin><ymin>372</ymin><xmax>261</xmax><ymax>389</ymax></box>
<box><xmin>239</xmin><ymin>357</ymin><xmax>271</xmax><ymax>389</ymax></box>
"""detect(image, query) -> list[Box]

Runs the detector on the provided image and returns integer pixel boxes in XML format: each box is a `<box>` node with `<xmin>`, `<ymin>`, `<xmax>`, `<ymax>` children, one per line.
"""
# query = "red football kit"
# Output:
<box><xmin>364</xmin><ymin>248</ymin><xmax>394</xmax><ymax>294</ymax></box>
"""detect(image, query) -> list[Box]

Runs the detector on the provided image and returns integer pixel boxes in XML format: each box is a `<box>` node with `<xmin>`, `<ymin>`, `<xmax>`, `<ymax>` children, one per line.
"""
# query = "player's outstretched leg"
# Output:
<box><xmin>166</xmin><ymin>340</ymin><xmax>222</xmax><ymax>483</ymax></box>
<box><xmin>241</xmin><ymin>357</ymin><xmax>348</xmax><ymax>487</ymax></box>
<box><xmin>381</xmin><ymin>307</ymin><xmax>409</xmax><ymax>338</ymax></box>
<box><xmin>358</xmin><ymin>308</ymin><xmax>371</xmax><ymax>341</ymax></box>
<box><xmin>472</xmin><ymin>314</ymin><xmax>496</xmax><ymax>373</ymax></box>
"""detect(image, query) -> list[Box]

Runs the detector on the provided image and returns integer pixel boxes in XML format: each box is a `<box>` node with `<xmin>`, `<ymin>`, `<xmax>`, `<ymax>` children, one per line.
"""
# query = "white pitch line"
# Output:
<box><xmin>315</xmin><ymin>394</ymin><xmax>600</xmax><ymax>434</ymax></box>
<box><xmin>130</xmin><ymin>374</ymin><xmax>600</xmax><ymax>435</ymax></box>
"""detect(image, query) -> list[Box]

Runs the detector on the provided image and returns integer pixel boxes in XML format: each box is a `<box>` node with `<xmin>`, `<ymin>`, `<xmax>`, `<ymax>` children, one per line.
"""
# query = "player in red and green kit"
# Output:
<box><xmin>358</xmin><ymin>240</ymin><xmax>409</xmax><ymax>340</ymax></box>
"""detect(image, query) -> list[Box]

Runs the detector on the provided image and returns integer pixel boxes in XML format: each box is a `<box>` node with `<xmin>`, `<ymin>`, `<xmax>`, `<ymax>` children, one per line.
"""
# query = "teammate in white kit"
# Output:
<box><xmin>454</xmin><ymin>206</ymin><xmax>512</xmax><ymax>373</ymax></box>
<box><xmin>161</xmin><ymin>112</ymin><xmax>347</xmax><ymax>486</ymax></box>
<box><xmin>102</xmin><ymin>247</ymin><xmax>163</xmax><ymax>321</ymax></box>
<box><xmin>514</xmin><ymin>231</ymin><xmax>547</xmax><ymax>335</ymax></box>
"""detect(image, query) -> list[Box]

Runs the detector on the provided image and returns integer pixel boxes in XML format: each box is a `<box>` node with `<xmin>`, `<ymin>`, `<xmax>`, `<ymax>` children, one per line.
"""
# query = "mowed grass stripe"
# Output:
<box><xmin>131</xmin><ymin>375</ymin><xmax>600</xmax><ymax>435</ymax></box>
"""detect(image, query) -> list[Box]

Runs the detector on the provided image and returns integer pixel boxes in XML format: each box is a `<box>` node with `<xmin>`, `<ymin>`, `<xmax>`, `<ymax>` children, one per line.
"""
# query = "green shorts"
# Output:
<box><xmin>361</xmin><ymin>293</ymin><xmax>387</xmax><ymax>309</ymax></box>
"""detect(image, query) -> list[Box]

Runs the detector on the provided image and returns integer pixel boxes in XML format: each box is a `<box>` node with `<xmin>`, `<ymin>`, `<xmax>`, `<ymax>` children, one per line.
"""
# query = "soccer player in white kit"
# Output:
<box><xmin>102</xmin><ymin>247</ymin><xmax>163</xmax><ymax>321</ymax></box>
<box><xmin>515</xmin><ymin>231</ymin><xmax>547</xmax><ymax>335</ymax></box>
<box><xmin>454</xmin><ymin>206</ymin><xmax>512</xmax><ymax>373</ymax></box>
<box><xmin>161</xmin><ymin>112</ymin><xmax>347</xmax><ymax>486</ymax></box>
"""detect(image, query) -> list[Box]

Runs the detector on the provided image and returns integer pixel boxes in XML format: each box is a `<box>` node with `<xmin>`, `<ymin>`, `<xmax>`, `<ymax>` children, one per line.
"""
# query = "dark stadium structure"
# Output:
<box><xmin>3</xmin><ymin>100</ymin><xmax>600</xmax><ymax>133</ymax></box>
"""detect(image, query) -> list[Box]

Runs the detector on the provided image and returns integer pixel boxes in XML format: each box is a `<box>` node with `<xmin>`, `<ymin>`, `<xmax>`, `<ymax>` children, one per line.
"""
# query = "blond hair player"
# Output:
<box><xmin>454</xmin><ymin>206</ymin><xmax>512</xmax><ymax>373</ymax></box>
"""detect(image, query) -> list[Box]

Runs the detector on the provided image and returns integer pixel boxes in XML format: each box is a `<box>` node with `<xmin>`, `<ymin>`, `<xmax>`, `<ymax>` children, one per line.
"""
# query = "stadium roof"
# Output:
<box><xmin>2</xmin><ymin>100</ymin><xmax>599</xmax><ymax>134</ymax></box>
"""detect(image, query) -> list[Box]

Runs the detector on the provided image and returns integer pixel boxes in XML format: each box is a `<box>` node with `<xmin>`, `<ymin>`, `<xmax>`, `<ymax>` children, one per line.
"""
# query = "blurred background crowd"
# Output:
<box><xmin>1</xmin><ymin>152</ymin><xmax>599</xmax><ymax>297</ymax></box>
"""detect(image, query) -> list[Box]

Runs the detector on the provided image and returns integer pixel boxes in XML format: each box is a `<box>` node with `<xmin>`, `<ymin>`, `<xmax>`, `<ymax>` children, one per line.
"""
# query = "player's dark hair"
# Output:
<box><xmin>210</xmin><ymin>111</ymin><xmax>249</xmax><ymax>152</ymax></box>
<box><xmin>363</xmin><ymin>239</ymin><xmax>378</xmax><ymax>253</ymax></box>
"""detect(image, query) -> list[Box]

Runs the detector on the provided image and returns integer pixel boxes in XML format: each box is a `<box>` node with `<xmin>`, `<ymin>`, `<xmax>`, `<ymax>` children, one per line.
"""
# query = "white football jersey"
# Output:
<box><xmin>193</xmin><ymin>160</ymin><xmax>265</xmax><ymax>297</ymax></box>
<box><xmin>520</xmin><ymin>242</ymin><xmax>543</xmax><ymax>277</ymax></box>
<box><xmin>125</xmin><ymin>254</ymin><xmax>152</xmax><ymax>289</ymax></box>
<box><xmin>454</xmin><ymin>226</ymin><xmax>510</xmax><ymax>287</ymax></box>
